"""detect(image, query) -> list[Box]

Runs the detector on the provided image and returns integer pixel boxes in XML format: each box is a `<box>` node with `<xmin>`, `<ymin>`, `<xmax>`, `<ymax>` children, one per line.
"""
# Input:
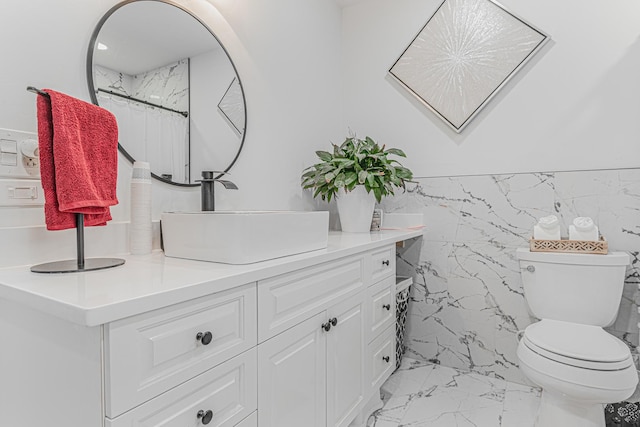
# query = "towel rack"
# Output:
<box><xmin>27</xmin><ymin>86</ymin><xmax>125</xmax><ymax>274</ymax></box>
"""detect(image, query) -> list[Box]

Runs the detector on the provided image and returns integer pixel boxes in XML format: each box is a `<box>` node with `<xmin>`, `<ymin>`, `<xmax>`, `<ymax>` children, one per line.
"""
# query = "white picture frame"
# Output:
<box><xmin>389</xmin><ymin>0</ymin><xmax>549</xmax><ymax>133</ymax></box>
<box><xmin>217</xmin><ymin>77</ymin><xmax>246</xmax><ymax>136</ymax></box>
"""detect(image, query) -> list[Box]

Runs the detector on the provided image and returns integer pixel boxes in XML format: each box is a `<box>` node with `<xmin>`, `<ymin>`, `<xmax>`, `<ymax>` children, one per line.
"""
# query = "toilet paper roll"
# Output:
<box><xmin>569</xmin><ymin>217</ymin><xmax>598</xmax><ymax>241</ymax></box>
<box><xmin>573</xmin><ymin>217</ymin><xmax>595</xmax><ymax>231</ymax></box>
<box><xmin>534</xmin><ymin>215</ymin><xmax>560</xmax><ymax>240</ymax></box>
<box><xmin>538</xmin><ymin>215</ymin><xmax>559</xmax><ymax>230</ymax></box>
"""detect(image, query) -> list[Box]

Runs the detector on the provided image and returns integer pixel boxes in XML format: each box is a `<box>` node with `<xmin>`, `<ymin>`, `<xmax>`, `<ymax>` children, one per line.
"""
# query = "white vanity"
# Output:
<box><xmin>0</xmin><ymin>229</ymin><xmax>421</xmax><ymax>427</ymax></box>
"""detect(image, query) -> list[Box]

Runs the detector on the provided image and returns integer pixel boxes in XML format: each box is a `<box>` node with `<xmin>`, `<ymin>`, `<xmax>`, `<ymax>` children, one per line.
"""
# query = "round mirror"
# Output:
<box><xmin>87</xmin><ymin>0</ymin><xmax>246</xmax><ymax>186</ymax></box>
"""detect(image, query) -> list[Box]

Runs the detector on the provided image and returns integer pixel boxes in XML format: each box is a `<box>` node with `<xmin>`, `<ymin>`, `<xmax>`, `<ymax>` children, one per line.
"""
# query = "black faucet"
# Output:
<box><xmin>198</xmin><ymin>171</ymin><xmax>238</xmax><ymax>211</ymax></box>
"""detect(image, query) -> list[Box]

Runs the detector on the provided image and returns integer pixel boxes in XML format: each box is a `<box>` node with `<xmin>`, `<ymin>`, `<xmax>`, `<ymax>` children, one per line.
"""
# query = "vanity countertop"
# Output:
<box><xmin>0</xmin><ymin>230</ymin><xmax>422</xmax><ymax>327</ymax></box>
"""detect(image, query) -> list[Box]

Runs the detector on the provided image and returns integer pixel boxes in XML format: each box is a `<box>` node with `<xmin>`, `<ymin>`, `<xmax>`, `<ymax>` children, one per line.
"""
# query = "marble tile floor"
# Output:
<box><xmin>369</xmin><ymin>358</ymin><xmax>542</xmax><ymax>427</ymax></box>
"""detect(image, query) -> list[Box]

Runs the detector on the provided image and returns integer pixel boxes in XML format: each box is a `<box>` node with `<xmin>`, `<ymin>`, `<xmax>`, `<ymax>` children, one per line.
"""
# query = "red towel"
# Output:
<box><xmin>36</xmin><ymin>89</ymin><xmax>119</xmax><ymax>231</ymax></box>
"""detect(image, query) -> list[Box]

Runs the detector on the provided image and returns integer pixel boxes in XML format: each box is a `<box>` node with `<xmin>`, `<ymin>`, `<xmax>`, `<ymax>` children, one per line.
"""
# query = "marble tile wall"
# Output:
<box><xmin>94</xmin><ymin>60</ymin><xmax>189</xmax><ymax>112</ymax></box>
<box><xmin>131</xmin><ymin>59</ymin><xmax>189</xmax><ymax>112</ymax></box>
<box><xmin>94</xmin><ymin>65</ymin><xmax>134</xmax><ymax>96</ymax></box>
<box><xmin>381</xmin><ymin>168</ymin><xmax>640</xmax><ymax>385</ymax></box>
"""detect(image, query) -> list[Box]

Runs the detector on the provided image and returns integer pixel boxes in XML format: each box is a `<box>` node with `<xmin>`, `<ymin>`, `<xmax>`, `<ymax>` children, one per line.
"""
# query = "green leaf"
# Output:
<box><xmin>373</xmin><ymin>186</ymin><xmax>382</xmax><ymax>203</ymax></box>
<box><xmin>395</xmin><ymin>167</ymin><xmax>413</xmax><ymax>180</ymax></box>
<box><xmin>366</xmin><ymin>173</ymin><xmax>378</xmax><ymax>188</ymax></box>
<box><xmin>333</xmin><ymin>158</ymin><xmax>354</xmax><ymax>167</ymax></box>
<box><xmin>324</xmin><ymin>172</ymin><xmax>336</xmax><ymax>183</ymax></box>
<box><xmin>314</xmin><ymin>174</ymin><xmax>327</xmax><ymax>185</ymax></box>
<box><xmin>344</xmin><ymin>171</ymin><xmax>357</xmax><ymax>186</ymax></box>
<box><xmin>320</xmin><ymin>165</ymin><xmax>335</xmax><ymax>175</ymax></box>
<box><xmin>385</xmin><ymin>148</ymin><xmax>406</xmax><ymax>157</ymax></box>
<box><xmin>316</xmin><ymin>151</ymin><xmax>332</xmax><ymax>162</ymax></box>
<box><xmin>301</xmin><ymin>176</ymin><xmax>315</xmax><ymax>187</ymax></box>
<box><xmin>358</xmin><ymin>170</ymin><xmax>368</xmax><ymax>184</ymax></box>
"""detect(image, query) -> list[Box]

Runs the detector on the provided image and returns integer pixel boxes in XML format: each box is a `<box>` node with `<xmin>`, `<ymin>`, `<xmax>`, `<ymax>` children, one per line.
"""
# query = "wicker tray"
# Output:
<box><xmin>529</xmin><ymin>236</ymin><xmax>608</xmax><ymax>254</ymax></box>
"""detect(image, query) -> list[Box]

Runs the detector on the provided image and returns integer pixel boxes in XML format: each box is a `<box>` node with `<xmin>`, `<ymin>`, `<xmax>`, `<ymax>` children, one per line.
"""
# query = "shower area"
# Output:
<box><xmin>94</xmin><ymin>61</ymin><xmax>190</xmax><ymax>183</ymax></box>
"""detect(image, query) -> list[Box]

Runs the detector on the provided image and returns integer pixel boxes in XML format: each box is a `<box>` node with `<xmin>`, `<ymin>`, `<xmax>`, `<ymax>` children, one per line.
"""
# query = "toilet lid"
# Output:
<box><xmin>524</xmin><ymin>320</ymin><xmax>631</xmax><ymax>364</ymax></box>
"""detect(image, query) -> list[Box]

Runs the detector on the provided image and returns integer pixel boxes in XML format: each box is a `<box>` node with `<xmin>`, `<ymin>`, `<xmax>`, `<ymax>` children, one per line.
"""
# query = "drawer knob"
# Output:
<box><xmin>197</xmin><ymin>409</ymin><xmax>214</xmax><ymax>425</ymax></box>
<box><xmin>382</xmin><ymin>304</ymin><xmax>391</xmax><ymax>311</ymax></box>
<box><xmin>196</xmin><ymin>331</ymin><xmax>213</xmax><ymax>346</ymax></box>
<box><xmin>382</xmin><ymin>356</ymin><xmax>390</xmax><ymax>363</ymax></box>
<box><xmin>382</xmin><ymin>260</ymin><xmax>390</xmax><ymax>266</ymax></box>
<box><xmin>322</xmin><ymin>317</ymin><xmax>338</xmax><ymax>332</ymax></box>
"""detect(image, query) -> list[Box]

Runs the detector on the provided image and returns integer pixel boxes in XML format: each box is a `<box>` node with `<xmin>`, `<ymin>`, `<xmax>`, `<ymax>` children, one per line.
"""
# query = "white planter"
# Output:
<box><xmin>336</xmin><ymin>186</ymin><xmax>376</xmax><ymax>233</ymax></box>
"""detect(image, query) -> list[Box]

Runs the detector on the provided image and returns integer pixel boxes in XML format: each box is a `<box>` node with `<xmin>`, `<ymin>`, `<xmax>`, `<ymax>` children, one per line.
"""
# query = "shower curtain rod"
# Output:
<box><xmin>97</xmin><ymin>88</ymin><xmax>189</xmax><ymax>117</ymax></box>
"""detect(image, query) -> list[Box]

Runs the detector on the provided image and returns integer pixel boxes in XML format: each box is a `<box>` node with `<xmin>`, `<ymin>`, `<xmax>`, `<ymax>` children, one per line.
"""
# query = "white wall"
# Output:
<box><xmin>209</xmin><ymin>0</ymin><xmax>344</xmax><ymax>211</ymax></box>
<box><xmin>190</xmin><ymin>48</ymin><xmax>241</xmax><ymax>183</ymax></box>
<box><xmin>0</xmin><ymin>0</ymin><xmax>343</xmax><ymax>265</ymax></box>
<box><xmin>342</xmin><ymin>0</ymin><xmax>640</xmax><ymax>177</ymax></box>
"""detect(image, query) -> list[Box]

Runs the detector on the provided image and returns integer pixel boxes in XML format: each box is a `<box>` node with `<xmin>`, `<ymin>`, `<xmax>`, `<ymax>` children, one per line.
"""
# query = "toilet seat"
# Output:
<box><xmin>522</xmin><ymin>319</ymin><xmax>633</xmax><ymax>371</ymax></box>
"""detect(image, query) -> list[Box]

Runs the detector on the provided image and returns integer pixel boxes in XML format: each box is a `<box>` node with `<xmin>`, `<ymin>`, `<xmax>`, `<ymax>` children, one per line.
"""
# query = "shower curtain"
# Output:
<box><xmin>97</xmin><ymin>92</ymin><xmax>189</xmax><ymax>183</ymax></box>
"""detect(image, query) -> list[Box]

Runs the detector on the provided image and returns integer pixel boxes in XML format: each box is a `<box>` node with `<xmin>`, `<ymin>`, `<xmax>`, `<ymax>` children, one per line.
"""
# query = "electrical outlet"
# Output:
<box><xmin>0</xmin><ymin>128</ymin><xmax>40</xmax><ymax>179</ymax></box>
<box><xmin>0</xmin><ymin>179</ymin><xmax>44</xmax><ymax>207</ymax></box>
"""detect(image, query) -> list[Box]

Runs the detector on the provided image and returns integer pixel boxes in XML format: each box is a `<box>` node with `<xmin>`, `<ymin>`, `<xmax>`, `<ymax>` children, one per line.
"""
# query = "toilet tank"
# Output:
<box><xmin>516</xmin><ymin>248</ymin><xmax>629</xmax><ymax>327</ymax></box>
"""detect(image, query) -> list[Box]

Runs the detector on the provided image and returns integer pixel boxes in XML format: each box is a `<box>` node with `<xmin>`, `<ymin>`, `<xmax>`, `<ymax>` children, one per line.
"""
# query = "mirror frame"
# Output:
<box><xmin>86</xmin><ymin>0</ymin><xmax>247</xmax><ymax>187</ymax></box>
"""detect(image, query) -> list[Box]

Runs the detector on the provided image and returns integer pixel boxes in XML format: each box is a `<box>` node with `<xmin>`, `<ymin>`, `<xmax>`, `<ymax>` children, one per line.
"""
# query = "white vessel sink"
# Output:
<box><xmin>161</xmin><ymin>211</ymin><xmax>329</xmax><ymax>264</ymax></box>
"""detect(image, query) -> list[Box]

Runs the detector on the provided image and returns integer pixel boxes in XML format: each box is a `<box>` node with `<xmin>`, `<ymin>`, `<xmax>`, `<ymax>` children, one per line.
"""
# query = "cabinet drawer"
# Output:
<box><xmin>105</xmin><ymin>284</ymin><xmax>257</xmax><ymax>417</ymax></box>
<box><xmin>366</xmin><ymin>325</ymin><xmax>395</xmax><ymax>393</ymax></box>
<box><xmin>366</xmin><ymin>275</ymin><xmax>395</xmax><ymax>342</ymax></box>
<box><xmin>106</xmin><ymin>348</ymin><xmax>257</xmax><ymax>427</ymax></box>
<box><xmin>258</xmin><ymin>255</ymin><xmax>365</xmax><ymax>342</ymax></box>
<box><xmin>236</xmin><ymin>412</ymin><xmax>257</xmax><ymax>427</ymax></box>
<box><xmin>370</xmin><ymin>246</ymin><xmax>395</xmax><ymax>284</ymax></box>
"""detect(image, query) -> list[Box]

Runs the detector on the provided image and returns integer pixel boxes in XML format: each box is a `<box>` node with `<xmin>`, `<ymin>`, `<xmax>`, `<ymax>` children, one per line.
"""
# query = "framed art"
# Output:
<box><xmin>218</xmin><ymin>77</ymin><xmax>246</xmax><ymax>136</ymax></box>
<box><xmin>388</xmin><ymin>0</ymin><xmax>548</xmax><ymax>133</ymax></box>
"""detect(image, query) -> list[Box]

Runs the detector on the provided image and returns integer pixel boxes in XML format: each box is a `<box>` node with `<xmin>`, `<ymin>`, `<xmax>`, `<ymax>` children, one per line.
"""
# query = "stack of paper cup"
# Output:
<box><xmin>130</xmin><ymin>161</ymin><xmax>152</xmax><ymax>255</ymax></box>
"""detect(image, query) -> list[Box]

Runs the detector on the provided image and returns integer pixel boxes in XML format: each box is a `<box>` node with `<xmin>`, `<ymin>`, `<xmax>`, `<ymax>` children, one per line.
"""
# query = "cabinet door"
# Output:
<box><xmin>258</xmin><ymin>312</ymin><xmax>327</xmax><ymax>427</ymax></box>
<box><xmin>326</xmin><ymin>293</ymin><xmax>366</xmax><ymax>427</ymax></box>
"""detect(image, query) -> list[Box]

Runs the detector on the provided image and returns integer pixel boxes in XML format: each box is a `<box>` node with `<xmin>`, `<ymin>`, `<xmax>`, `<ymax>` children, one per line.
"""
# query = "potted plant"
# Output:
<box><xmin>301</xmin><ymin>135</ymin><xmax>413</xmax><ymax>232</ymax></box>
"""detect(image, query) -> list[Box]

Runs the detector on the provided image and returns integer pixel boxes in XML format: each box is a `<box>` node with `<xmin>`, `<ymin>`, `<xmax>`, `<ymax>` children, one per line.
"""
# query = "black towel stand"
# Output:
<box><xmin>27</xmin><ymin>86</ymin><xmax>125</xmax><ymax>273</ymax></box>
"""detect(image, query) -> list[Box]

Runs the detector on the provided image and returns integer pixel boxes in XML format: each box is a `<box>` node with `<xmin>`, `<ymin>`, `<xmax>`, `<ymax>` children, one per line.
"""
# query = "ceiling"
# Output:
<box><xmin>92</xmin><ymin>1</ymin><xmax>220</xmax><ymax>76</ymax></box>
<box><xmin>93</xmin><ymin>0</ymin><xmax>372</xmax><ymax>76</ymax></box>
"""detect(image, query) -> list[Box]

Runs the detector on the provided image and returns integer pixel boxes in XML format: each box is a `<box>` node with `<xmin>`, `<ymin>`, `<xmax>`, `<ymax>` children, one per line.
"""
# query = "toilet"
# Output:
<box><xmin>516</xmin><ymin>248</ymin><xmax>638</xmax><ymax>427</ymax></box>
